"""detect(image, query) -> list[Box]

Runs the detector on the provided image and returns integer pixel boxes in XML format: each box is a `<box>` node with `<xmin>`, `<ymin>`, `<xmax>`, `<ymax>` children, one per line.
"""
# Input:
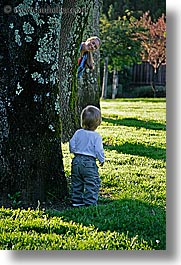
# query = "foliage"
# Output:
<box><xmin>100</xmin><ymin>9</ymin><xmax>166</xmax><ymax>73</ymax></box>
<box><xmin>8</xmin><ymin>192</ymin><xmax>22</xmax><ymax>209</ymax></box>
<box><xmin>100</xmin><ymin>12</ymin><xmax>143</xmax><ymax>72</ymax></box>
<box><xmin>0</xmin><ymin>99</ymin><xmax>166</xmax><ymax>250</ymax></box>
<box><xmin>102</xmin><ymin>0</ymin><xmax>166</xmax><ymax>21</ymax></box>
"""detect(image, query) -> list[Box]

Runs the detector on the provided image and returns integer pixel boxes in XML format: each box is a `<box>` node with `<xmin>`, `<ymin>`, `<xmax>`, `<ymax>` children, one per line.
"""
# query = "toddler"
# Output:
<box><xmin>69</xmin><ymin>105</ymin><xmax>104</xmax><ymax>206</ymax></box>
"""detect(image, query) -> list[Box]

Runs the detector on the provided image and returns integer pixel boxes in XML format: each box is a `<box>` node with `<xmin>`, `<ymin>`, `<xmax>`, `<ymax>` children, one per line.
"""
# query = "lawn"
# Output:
<box><xmin>0</xmin><ymin>98</ymin><xmax>166</xmax><ymax>250</ymax></box>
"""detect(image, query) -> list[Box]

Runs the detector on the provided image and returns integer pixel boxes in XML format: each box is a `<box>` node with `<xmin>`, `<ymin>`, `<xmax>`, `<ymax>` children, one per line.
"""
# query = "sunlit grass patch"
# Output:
<box><xmin>0</xmin><ymin>98</ymin><xmax>166</xmax><ymax>250</ymax></box>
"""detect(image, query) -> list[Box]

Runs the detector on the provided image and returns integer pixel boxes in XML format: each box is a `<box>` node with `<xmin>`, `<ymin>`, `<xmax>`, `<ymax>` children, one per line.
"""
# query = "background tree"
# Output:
<box><xmin>100</xmin><ymin>1</ymin><xmax>166</xmax><ymax>98</ymax></box>
<box><xmin>101</xmin><ymin>56</ymin><xmax>108</xmax><ymax>99</ymax></box>
<box><xmin>100</xmin><ymin>11</ymin><xmax>142</xmax><ymax>98</ymax></box>
<box><xmin>1</xmin><ymin>0</ymin><xmax>68</xmax><ymax>206</ymax></box>
<box><xmin>133</xmin><ymin>11</ymin><xmax>166</xmax><ymax>96</ymax></box>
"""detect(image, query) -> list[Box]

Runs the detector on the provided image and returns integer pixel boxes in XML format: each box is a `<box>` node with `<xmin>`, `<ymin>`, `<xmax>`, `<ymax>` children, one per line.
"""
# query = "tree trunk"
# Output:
<box><xmin>77</xmin><ymin>0</ymin><xmax>101</xmax><ymax>114</ymax></box>
<box><xmin>59</xmin><ymin>0</ymin><xmax>93</xmax><ymax>142</ymax></box>
<box><xmin>59</xmin><ymin>0</ymin><xmax>102</xmax><ymax>143</ymax></box>
<box><xmin>151</xmin><ymin>67</ymin><xmax>158</xmax><ymax>98</ymax></box>
<box><xmin>101</xmin><ymin>57</ymin><xmax>108</xmax><ymax>99</ymax></box>
<box><xmin>112</xmin><ymin>68</ymin><xmax>118</xmax><ymax>99</ymax></box>
<box><xmin>1</xmin><ymin>0</ymin><xmax>68</xmax><ymax>207</ymax></box>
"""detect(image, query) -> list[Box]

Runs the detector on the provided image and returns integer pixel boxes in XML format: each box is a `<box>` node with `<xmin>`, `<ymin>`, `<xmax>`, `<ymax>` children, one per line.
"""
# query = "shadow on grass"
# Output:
<box><xmin>103</xmin><ymin>98</ymin><xmax>166</xmax><ymax>103</ymax></box>
<box><xmin>48</xmin><ymin>198</ymin><xmax>166</xmax><ymax>250</ymax></box>
<box><xmin>102</xmin><ymin>117</ymin><xmax>166</xmax><ymax>131</ymax></box>
<box><xmin>104</xmin><ymin>142</ymin><xmax>166</xmax><ymax>161</ymax></box>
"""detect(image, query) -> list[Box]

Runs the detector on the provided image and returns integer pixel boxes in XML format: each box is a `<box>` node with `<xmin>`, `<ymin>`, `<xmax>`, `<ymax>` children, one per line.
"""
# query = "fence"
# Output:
<box><xmin>131</xmin><ymin>61</ymin><xmax>166</xmax><ymax>86</ymax></box>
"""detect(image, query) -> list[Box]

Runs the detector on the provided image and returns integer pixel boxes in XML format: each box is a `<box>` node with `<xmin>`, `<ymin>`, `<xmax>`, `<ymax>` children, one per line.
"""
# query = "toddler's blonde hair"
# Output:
<box><xmin>81</xmin><ymin>105</ymin><xmax>102</xmax><ymax>131</ymax></box>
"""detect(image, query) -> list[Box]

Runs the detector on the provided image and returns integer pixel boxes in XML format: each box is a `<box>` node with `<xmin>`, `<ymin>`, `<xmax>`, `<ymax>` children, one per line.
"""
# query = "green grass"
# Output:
<box><xmin>0</xmin><ymin>98</ymin><xmax>166</xmax><ymax>250</ymax></box>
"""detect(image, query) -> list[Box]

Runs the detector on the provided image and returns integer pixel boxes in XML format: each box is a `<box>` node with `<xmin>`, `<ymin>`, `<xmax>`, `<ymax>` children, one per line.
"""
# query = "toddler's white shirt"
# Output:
<box><xmin>69</xmin><ymin>129</ymin><xmax>105</xmax><ymax>164</ymax></box>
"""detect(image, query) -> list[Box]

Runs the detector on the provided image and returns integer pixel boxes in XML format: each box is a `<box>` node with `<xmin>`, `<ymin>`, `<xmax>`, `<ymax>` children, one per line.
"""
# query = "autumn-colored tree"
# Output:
<box><xmin>134</xmin><ymin>12</ymin><xmax>166</xmax><ymax>96</ymax></box>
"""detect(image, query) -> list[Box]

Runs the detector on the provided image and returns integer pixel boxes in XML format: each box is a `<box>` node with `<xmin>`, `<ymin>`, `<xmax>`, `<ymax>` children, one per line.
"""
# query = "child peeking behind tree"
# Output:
<box><xmin>78</xmin><ymin>36</ymin><xmax>101</xmax><ymax>79</ymax></box>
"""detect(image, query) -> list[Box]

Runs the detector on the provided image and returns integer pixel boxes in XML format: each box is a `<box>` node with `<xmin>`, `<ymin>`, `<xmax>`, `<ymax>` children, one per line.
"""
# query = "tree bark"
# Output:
<box><xmin>112</xmin><ymin>68</ymin><xmax>118</xmax><ymax>99</ymax></box>
<box><xmin>1</xmin><ymin>0</ymin><xmax>68</xmax><ymax>207</ymax></box>
<box><xmin>59</xmin><ymin>0</ymin><xmax>93</xmax><ymax>142</ymax></box>
<box><xmin>59</xmin><ymin>0</ymin><xmax>102</xmax><ymax>142</ymax></box>
<box><xmin>151</xmin><ymin>67</ymin><xmax>158</xmax><ymax>98</ymax></box>
<box><xmin>101</xmin><ymin>57</ymin><xmax>108</xmax><ymax>99</ymax></box>
<box><xmin>77</xmin><ymin>0</ymin><xmax>101</xmax><ymax>113</ymax></box>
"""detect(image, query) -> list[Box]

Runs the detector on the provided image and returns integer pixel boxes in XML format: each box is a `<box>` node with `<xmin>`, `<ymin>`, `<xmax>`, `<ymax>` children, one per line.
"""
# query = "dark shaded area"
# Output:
<box><xmin>102</xmin><ymin>0</ymin><xmax>166</xmax><ymax>21</ymax></box>
<box><xmin>104</xmin><ymin>142</ymin><xmax>166</xmax><ymax>161</ymax></box>
<box><xmin>102</xmin><ymin>117</ymin><xmax>166</xmax><ymax>131</ymax></box>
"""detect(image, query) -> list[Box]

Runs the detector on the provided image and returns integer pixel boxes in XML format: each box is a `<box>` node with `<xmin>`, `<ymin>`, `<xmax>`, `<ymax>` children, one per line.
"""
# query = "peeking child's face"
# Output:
<box><xmin>85</xmin><ymin>38</ymin><xmax>100</xmax><ymax>52</ymax></box>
